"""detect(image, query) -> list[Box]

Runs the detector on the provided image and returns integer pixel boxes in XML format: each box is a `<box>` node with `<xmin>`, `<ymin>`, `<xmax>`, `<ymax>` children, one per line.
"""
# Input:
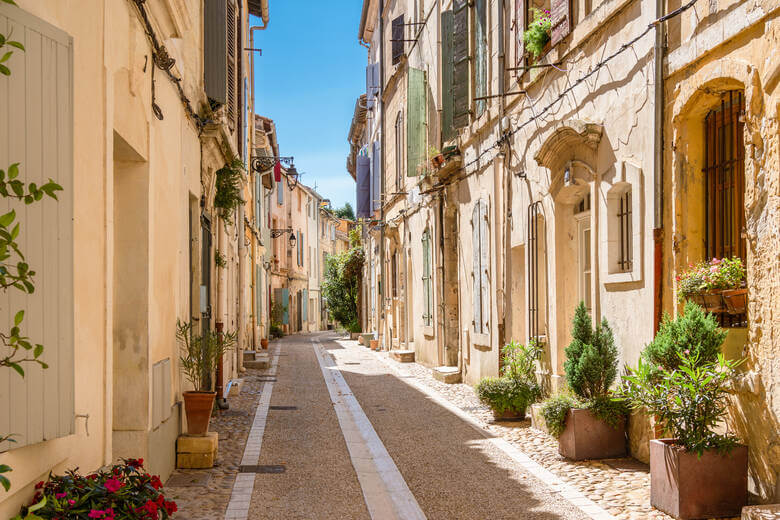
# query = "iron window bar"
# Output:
<box><xmin>617</xmin><ymin>191</ymin><xmax>632</xmax><ymax>272</ymax></box>
<box><xmin>473</xmin><ymin>91</ymin><xmax>526</xmax><ymax>101</ymax></box>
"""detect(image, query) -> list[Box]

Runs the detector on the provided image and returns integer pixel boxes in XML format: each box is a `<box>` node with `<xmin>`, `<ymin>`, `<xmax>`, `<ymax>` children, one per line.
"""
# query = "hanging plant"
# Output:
<box><xmin>214</xmin><ymin>249</ymin><xmax>227</xmax><ymax>269</ymax></box>
<box><xmin>213</xmin><ymin>156</ymin><xmax>245</xmax><ymax>220</ymax></box>
<box><xmin>523</xmin><ymin>8</ymin><xmax>552</xmax><ymax>62</ymax></box>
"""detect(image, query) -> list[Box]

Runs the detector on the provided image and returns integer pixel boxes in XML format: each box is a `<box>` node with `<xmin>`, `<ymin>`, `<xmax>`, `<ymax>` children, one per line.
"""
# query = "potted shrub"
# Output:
<box><xmin>523</xmin><ymin>8</ymin><xmax>552</xmax><ymax>63</ymax></box>
<box><xmin>622</xmin><ymin>351</ymin><xmax>745</xmax><ymax>519</ymax></box>
<box><xmin>14</xmin><ymin>458</ymin><xmax>177</xmax><ymax>519</ymax></box>
<box><xmin>475</xmin><ymin>340</ymin><xmax>541</xmax><ymax>420</ymax></box>
<box><xmin>176</xmin><ymin>321</ymin><xmax>236</xmax><ymax>436</ymax></box>
<box><xmin>677</xmin><ymin>257</ymin><xmax>746</xmax><ymax>314</ymax></box>
<box><xmin>540</xmin><ymin>303</ymin><xmax>628</xmax><ymax>460</ymax></box>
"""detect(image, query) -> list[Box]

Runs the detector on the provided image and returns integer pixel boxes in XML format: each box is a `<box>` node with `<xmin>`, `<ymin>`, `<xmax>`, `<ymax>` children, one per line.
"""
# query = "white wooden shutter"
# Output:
<box><xmin>472</xmin><ymin>204</ymin><xmax>482</xmax><ymax>333</ymax></box>
<box><xmin>0</xmin><ymin>5</ymin><xmax>74</xmax><ymax>450</ymax></box>
<box><xmin>479</xmin><ymin>200</ymin><xmax>490</xmax><ymax>333</ymax></box>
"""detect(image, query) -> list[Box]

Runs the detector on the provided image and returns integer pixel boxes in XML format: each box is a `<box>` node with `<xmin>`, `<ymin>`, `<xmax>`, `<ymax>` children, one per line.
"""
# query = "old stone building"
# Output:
<box><xmin>354</xmin><ymin>0</ymin><xmax>779</xmax><ymax>502</ymax></box>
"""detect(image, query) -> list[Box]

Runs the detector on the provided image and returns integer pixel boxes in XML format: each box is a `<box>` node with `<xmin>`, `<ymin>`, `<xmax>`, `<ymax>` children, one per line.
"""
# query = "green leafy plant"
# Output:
<box><xmin>643</xmin><ymin>302</ymin><xmax>725</xmax><ymax>371</ymax></box>
<box><xmin>677</xmin><ymin>257</ymin><xmax>745</xmax><ymax>302</ymax></box>
<box><xmin>322</xmin><ymin>230</ymin><xmax>364</xmax><ymax>332</ymax></box>
<box><xmin>621</xmin><ymin>351</ymin><xmax>742</xmax><ymax>455</ymax></box>
<box><xmin>213</xmin><ymin>156</ymin><xmax>245</xmax><ymax>220</ymax></box>
<box><xmin>13</xmin><ymin>458</ymin><xmax>176</xmax><ymax>520</ymax></box>
<box><xmin>0</xmin><ymin>11</ymin><xmax>64</xmax><ymax>492</ymax></box>
<box><xmin>269</xmin><ymin>323</ymin><xmax>284</xmax><ymax>339</ymax></box>
<box><xmin>475</xmin><ymin>377</ymin><xmax>538</xmax><ymax>417</ymax></box>
<box><xmin>333</xmin><ymin>202</ymin><xmax>355</xmax><ymax>221</ymax></box>
<box><xmin>523</xmin><ymin>8</ymin><xmax>552</xmax><ymax>61</ymax></box>
<box><xmin>176</xmin><ymin>321</ymin><xmax>236</xmax><ymax>392</ymax></box>
<box><xmin>541</xmin><ymin>394</ymin><xmax>580</xmax><ymax>438</ymax></box>
<box><xmin>501</xmin><ymin>339</ymin><xmax>542</xmax><ymax>385</ymax></box>
<box><xmin>563</xmin><ymin>302</ymin><xmax>619</xmax><ymax>400</ymax></box>
<box><xmin>214</xmin><ymin>249</ymin><xmax>227</xmax><ymax>269</ymax></box>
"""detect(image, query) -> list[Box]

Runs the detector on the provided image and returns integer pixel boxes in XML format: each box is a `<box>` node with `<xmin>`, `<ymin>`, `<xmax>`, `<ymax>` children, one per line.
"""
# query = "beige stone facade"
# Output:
<box><xmin>356</xmin><ymin>0</ymin><xmax>779</xmax><ymax>502</ymax></box>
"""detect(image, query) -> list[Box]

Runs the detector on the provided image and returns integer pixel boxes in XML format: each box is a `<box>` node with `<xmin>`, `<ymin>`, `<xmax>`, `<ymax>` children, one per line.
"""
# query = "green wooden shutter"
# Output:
<box><xmin>474</xmin><ymin>0</ymin><xmax>488</xmax><ymax>117</ymax></box>
<box><xmin>281</xmin><ymin>288</ymin><xmax>289</xmax><ymax>324</ymax></box>
<box><xmin>472</xmin><ymin>204</ymin><xmax>482</xmax><ymax>333</ymax></box>
<box><xmin>452</xmin><ymin>0</ymin><xmax>470</xmax><ymax>128</ymax></box>
<box><xmin>407</xmin><ymin>67</ymin><xmax>426</xmax><ymax>177</ymax></box>
<box><xmin>441</xmin><ymin>10</ymin><xmax>455</xmax><ymax>142</ymax></box>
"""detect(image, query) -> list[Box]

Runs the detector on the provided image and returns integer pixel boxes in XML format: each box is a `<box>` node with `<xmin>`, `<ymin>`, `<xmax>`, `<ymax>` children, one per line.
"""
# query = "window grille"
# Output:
<box><xmin>391</xmin><ymin>252</ymin><xmax>398</xmax><ymax>298</ymax></box>
<box><xmin>617</xmin><ymin>190</ymin><xmax>632</xmax><ymax>272</ymax></box>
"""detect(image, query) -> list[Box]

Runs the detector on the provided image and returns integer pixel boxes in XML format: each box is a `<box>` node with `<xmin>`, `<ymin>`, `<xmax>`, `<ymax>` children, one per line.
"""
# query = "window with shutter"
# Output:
<box><xmin>281</xmin><ymin>288</ymin><xmax>289</xmax><ymax>324</ymax></box>
<box><xmin>441</xmin><ymin>10</ymin><xmax>455</xmax><ymax>141</ymax></box>
<box><xmin>422</xmin><ymin>230</ymin><xmax>433</xmax><ymax>327</ymax></box>
<box><xmin>277</xmin><ymin>182</ymin><xmax>283</xmax><ymax>205</ymax></box>
<box><xmin>474</xmin><ymin>0</ymin><xmax>488</xmax><ymax>117</ymax></box>
<box><xmin>391</xmin><ymin>15</ymin><xmax>404</xmax><ymax>65</ymax></box>
<box><xmin>471</xmin><ymin>200</ymin><xmax>490</xmax><ymax>335</ymax></box>
<box><xmin>407</xmin><ymin>67</ymin><xmax>426</xmax><ymax>177</ymax></box>
<box><xmin>226</xmin><ymin>0</ymin><xmax>237</xmax><ymax>131</ymax></box>
<box><xmin>0</xmin><ymin>4</ymin><xmax>75</xmax><ymax>450</ymax></box>
<box><xmin>514</xmin><ymin>0</ymin><xmax>526</xmax><ymax>69</ymax></box>
<box><xmin>395</xmin><ymin>112</ymin><xmax>403</xmax><ymax>189</ymax></box>
<box><xmin>372</xmin><ymin>140</ymin><xmax>381</xmax><ymax>211</ymax></box>
<box><xmin>452</xmin><ymin>0</ymin><xmax>470</xmax><ymax>128</ymax></box>
<box><xmin>204</xmin><ymin>0</ymin><xmax>228</xmax><ymax>104</ymax></box>
<box><xmin>550</xmin><ymin>0</ymin><xmax>571</xmax><ymax>47</ymax></box>
<box><xmin>472</xmin><ymin>204</ymin><xmax>482</xmax><ymax>334</ymax></box>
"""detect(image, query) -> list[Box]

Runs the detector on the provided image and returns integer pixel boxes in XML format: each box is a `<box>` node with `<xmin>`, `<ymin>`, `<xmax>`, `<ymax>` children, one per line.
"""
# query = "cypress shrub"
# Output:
<box><xmin>563</xmin><ymin>302</ymin><xmax>618</xmax><ymax>400</ymax></box>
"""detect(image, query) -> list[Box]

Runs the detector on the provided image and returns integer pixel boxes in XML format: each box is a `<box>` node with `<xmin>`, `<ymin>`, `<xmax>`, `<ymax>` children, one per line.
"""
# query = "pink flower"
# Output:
<box><xmin>68</xmin><ymin>499</ymin><xmax>75</xmax><ymax>506</ymax></box>
<box><xmin>88</xmin><ymin>510</ymin><xmax>105</xmax><ymax>519</ymax></box>
<box><xmin>104</xmin><ymin>478</ymin><xmax>123</xmax><ymax>493</ymax></box>
<box><xmin>684</xmin><ymin>350</ymin><xmax>690</xmax><ymax>355</ymax></box>
<box><xmin>55</xmin><ymin>492</ymin><xmax>67</xmax><ymax>499</ymax></box>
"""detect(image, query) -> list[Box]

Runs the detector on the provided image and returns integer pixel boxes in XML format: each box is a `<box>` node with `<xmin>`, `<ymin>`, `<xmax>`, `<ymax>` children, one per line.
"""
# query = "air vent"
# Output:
<box><xmin>239</xmin><ymin>465</ymin><xmax>286</xmax><ymax>474</ymax></box>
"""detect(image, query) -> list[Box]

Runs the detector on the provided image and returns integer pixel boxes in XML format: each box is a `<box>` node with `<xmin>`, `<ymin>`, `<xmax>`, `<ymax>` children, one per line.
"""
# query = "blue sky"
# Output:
<box><xmin>250</xmin><ymin>2</ymin><xmax>364</xmax><ymax>209</ymax></box>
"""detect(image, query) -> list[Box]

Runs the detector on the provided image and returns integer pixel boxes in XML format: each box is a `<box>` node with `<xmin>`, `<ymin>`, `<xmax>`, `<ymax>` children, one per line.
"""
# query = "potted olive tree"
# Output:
<box><xmin>476</xmin><ymin>340</ymin><xmax>542</xmax><ymax>420</ymax></box>
<box><xmin>622</xmin><ymin>303</ymin><xmax>747</xmax><ymax>519</ymax></box>
<box><xmin>540</xmin><ymin>303</ymin><xmax>628</xmax><ymax>460</ymax></box>
<box><xmin>176</xmin><ymin>321</ymin><xmax>236</xmax><ymax>436</ymax></box>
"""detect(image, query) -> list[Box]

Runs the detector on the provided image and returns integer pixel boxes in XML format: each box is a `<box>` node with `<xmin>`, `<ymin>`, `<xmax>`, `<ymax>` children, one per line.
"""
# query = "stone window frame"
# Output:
<box><xmin>601</xmin><ymin>161</ymin><xmax>643</xmax><ymax>285</ymax></box>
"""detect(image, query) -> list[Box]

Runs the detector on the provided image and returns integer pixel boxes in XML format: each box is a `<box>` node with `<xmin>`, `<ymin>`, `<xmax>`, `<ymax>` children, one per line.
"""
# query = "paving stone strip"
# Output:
<box><xmin>223</xmin><ymin>346</ymin><xmax>281</xmax><ymax>520</ymax></box>
<box><xmin>312</xmin><ymin>339</ymin><xmax>427</xmax><ymax>520</ymax></box>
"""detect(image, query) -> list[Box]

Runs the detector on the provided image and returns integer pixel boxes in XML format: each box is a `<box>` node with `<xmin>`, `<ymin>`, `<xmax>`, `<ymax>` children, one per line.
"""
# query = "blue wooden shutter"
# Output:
<box><xmin>372</xmin><ymin>141</ymin><xmax>381</xmax><ymax>211</ymax></box>
<box><xmin>356</xmin><ymin>155</ymin><xmax>371</xmax><ymax>217</ymax></box>
<box><xmin>282</xmin><ymin>288</ymin><xmax>289</xmax><ymax>324</ymax></box>
<box><xmin>452</xmin><ymin>0</ymin><xmax>470</xmax><ymax>128</ymax></box>
<box><xmin>302</xmin><ymin>288</ymin><xmax>308</xmax><ymax>321</ymax></box>
<box><xmin>407</xmin><ymin>67</ymin><xmax>426</xmax><ymax>177</ymax></box>
<box><xmin>441</xmin><ymin>10</ymin><xmax>455</xmax><ymax>141</ymax></box>
<box><xmin>474</xmin><ymin>0</ymin><xmax>488</xmax><ymax>117</ymax></box>
<box><xmin>472</xmin><ymin>204</ymin><xmax>482</xmax><ymax>333</ymax></box>
<box><xmin>204</xmin><ymin>0</ymin><xmax>228</xmax><ymax>104</ymax></box>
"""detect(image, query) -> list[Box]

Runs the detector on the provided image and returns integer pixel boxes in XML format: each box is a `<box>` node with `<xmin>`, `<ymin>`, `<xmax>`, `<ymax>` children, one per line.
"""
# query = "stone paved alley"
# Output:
<box><xmin>166</xmin><ymin>333</ymin><xmax>741</xmax><ymax>520</ymax></box>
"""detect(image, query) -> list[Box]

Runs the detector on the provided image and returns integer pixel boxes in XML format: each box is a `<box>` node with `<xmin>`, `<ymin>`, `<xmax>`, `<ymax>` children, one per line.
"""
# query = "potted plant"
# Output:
<box><xmin>540</xmin><ymin>303</ymin><xmax>628</xmax><ymax>460</ymax></box>
<box><xmin>622</xmin><ymin>349</ymin><xmax>745</xmax><ymax>519</ymax></box>
<box><xmin>677</xmin><ymin>257</ymin><xmax>746</xmax><ymax>314</ymax></box>
<box><xmin>475</xmin><ymin>340</ymin><xmax>542</xmax><ymax>420</ymax></box>
<box><xmin>176</xmin><ymin>321</ymin><xmax>236</xmax><ymax>436</ymax></box>
<box><xmin>260</xmin><ymin>337</ymin><xmax>269</xmax><ymax>349</ymax></box>
<box><xmin>429</xmin><ymin>146</ymin><xmax>445</xmax><ymax>169</ymax></box>
<box><xmin>523</xmin><ymin>8</ymin><xmax>552</xmax><ymax>63</ymax></box>
<box><xmin>14</xmin><ymin>458</ymin><xmax>177</xmax><ymax>520</ymax></box>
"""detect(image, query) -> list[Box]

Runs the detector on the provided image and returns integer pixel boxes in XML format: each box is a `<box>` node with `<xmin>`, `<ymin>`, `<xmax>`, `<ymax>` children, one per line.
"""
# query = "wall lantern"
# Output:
<box><xmin>288</xmin><ymin>232</ymin><xmax>297</xmax><ymax>249</ymax></box>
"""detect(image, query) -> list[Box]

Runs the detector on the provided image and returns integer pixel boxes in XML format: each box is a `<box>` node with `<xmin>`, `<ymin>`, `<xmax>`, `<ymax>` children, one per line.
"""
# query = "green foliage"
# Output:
<box><xmin>563</xmin><ymin>302</ymin><xmax>618</xmax><ymax>400</ymax></box>
<box><xmin>269</xmin><ymin>323</ymin><xmax>284</xmax><ymax>339</ymax></box>
<box><xmin>523</xmin><ymin>8</ymin><xmax>551</xmax><ymax>61</ymax></box>
<box><xmin>643</xmin><ymin>302</ymin><xmax>725</xmax><ymax>371</ymax></box>
<box><xmin>587</xmin><ymin>395</ymin><xmax>629</xmax><ymax>430</ymax></box>
<box><xmin>213</xmin><ymin>156</ymin><xmax>245</xmax><ymax>220</ymax></box>
<box><xmin>475</xmin><ymin>377</ymin><xmax>539</xmax><ymax>416</ymax></box>
<box><xmin>501</xmin><ymin>339</ymin><xmax>541</xmax><ymax>386</ymax></box>
<box><xmin>541</xmin><ymin>394</ymin><xmax>580</xmax><ymax>438</ymax></box>
<box><xmin>214</xmin><ymin>249</ymin><xmax>227</xmax><ymax>269</ymax></box>
<box><xmin>677</xmin><ymin>257</ymin><xmax>745</xmax><ymax>302</ymax></box>
<box><xmin>621</xmin><ymin>351</ymin><xmax>742</xmax><ymax>455</ymax></box>
<box><xmin>0</xmin><ymin>17</ymin><xmax>25</xmax><ymax>77</ymax></box>
<box><xmin>13</xmin><ymin>458</ymin><xmax>176</xmax><ymax>520</ymax></box>
<box><xmin>333</xmin><ymin>202</ymin><xmax>355</xmax><ymax>221</ymax></box>
<box><xmin>321</xmin><ymin>240</ymin><xmax>364</xmax><ymax>332</ymax></box>
<box><xmin>176</xmin><ymin>320</ymin><xmax>236</xmax><ymax>392</ymax></box>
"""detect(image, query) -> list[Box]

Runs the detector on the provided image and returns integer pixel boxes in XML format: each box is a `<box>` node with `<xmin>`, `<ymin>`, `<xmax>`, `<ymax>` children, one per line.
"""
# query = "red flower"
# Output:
<box><xmin>150</xmin><ymin>475</ymin><xmax>163</xmax><ymax>490</ymax></box>
<box><xmin>127</xmin><ymin>458</ymin><xmax>144</xmax><ymax>469</ymax></box>
<box><xmin>104</xmin><ymin>478</ymin><xmax>123</xmax><ymax>493</ymax></box>
<box><xmin>164</xmin><ymin>500</ymin><xmax>178</xmax><ymax>515</ymax></box>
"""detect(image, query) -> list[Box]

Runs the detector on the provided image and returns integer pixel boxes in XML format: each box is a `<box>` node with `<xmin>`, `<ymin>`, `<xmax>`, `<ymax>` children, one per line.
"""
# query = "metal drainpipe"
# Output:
<box><xmin>498</xmin><ymin>0</ymin><xmax>512</xmax><ymax>348</ymax></box>
<box><xmin>379</xmin><ymin>0</ymin><xmax>386</xmax><ymax>350</ymax></box>
<box><xmin>653</xmin><ymin>0</ymin><xmax>665</xmax><ymax>334</ymax></box>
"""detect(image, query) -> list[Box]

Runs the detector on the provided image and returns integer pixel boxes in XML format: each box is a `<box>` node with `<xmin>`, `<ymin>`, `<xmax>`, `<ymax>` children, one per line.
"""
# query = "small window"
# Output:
<box><xmin>617</xmin><ymin>190</ymin><xmax>632</xmax><ymax>273</ymax></box>
<box><xmin>574</xmin><ymin>192</ymin><xmax>591</xmax><ymax>214</ymax></box>
<box><xmin>391</xmin><ymin>252</ymin><xmax>399</xmax><ymax>298</ymax></box>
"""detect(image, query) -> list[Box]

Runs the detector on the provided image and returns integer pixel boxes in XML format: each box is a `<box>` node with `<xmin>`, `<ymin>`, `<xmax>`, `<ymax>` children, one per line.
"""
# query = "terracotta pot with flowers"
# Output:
<box><xmin>176</xmin><ymin>321</ymin><xmax>236</xmax><ymax>436</ymax></box>
<box><xmin>621</xmin><ymin>303</ymin><xmax>746</xmax><ymax>519</ymax></box>
<box><xmin>13</xmin><ymin>458</ymin><xmax>177</xmax><ymax>520</ymax></box>
<box><xmin>676</xmin><ymin>257</ymin><xmax>746</xmax><ymax>315</ymax></box>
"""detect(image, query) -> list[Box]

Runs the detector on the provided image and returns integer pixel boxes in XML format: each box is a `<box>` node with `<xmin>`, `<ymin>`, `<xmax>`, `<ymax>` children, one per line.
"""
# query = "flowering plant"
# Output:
<box><xmin>523</xmin><ymin>8</ymin><xmax>552</xmax><ymax>61</ymax></box>
<box><xmin>676</xmin><ymin>257</ymin><xmax>745</xmax><ymax>302</ymax></box>
<box><xmin>13</xmin><ymin>459</ymin><xmax>177</xmax><ymax>520</ymax></box>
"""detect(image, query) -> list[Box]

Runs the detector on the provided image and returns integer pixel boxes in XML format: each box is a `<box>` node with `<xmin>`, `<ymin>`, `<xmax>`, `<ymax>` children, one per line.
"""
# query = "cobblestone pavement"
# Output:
<box><xmin>359</xmin><ymin>338</ymin><xmax>740</xmax><ymax>520</ymax></box>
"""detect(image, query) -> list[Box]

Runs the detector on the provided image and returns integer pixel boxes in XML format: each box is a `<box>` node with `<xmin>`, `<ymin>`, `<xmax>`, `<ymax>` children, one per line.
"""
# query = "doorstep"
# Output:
<box><xmin>432</xmin><ymin>366</ymin><xmax>461</xmax><ymax>384</ymax></box>
<box><xmin>177</xmin><ymin>432</ymin><xmax>218</xmax><ymax>469</ymax></box>
<box><xmin>245</xmin><ymin>351</ymin><xmax>270</xmax><ymax>369</ymax></box>
<box><xmin>390</xmin><ymin>350</ymin><xmax>415</xmax><ymax>363</ymax></box>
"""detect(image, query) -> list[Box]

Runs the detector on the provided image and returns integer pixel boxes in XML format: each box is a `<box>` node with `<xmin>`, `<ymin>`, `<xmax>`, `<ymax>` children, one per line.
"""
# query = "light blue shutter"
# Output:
<box><xmin>475</xmin><ymin>0</ymin><xmax>488</xmax><ymax>117</ymax></box>
<box><xmin>472</xmin><ymin>204</ymin><xmax>482</xmax><ymax>333</ymax></box>
<box><xmin>302</xmin><ymin>288</ymin><xmax>308</xmax><ymax>321</ymax></box>
<box><xmin>372</xmin><ymin>141</ymin><xmax>381</xmax><ymax>211</ymax></box>
<box><xmin>277</xmin><ymin>182</ymin><xmax>283</xmax><ymax>205</ymax></box>
<box><xmin>441</xmin><ymin>10</ymin><xmax>455</xmax><ymax>141</ymax></box>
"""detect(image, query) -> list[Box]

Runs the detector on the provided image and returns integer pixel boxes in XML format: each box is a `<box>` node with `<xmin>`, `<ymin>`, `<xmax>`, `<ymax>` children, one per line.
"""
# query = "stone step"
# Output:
<box><xmin>245</xmin><ymin>352</ymin><xmax>270</xmax><ymax>369</ymax></box>
<box><xmin>742</xmin><ymin>505</ymin><xmax>780</xmax><ymax>519</ymax></box>
<box><xmin>433</xmin><ymin>366</ymin><xmax>461</xmax><ymax>384</ymax></box>
<box><xmin>390</xmin><ymin>350</ymin><xmax>415</xmax><ymax>363</ymax></box>
<box><xmin>242</xmin><ymin>350</ymin><xmax>257</xmax><ymax>363</ymax></box>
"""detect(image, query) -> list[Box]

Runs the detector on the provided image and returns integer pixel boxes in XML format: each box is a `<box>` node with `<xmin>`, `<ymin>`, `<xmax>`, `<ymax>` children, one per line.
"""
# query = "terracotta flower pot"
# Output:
<box><xmin>369</xmin><ymin>339</ymin><xmax>379</xmax><ymax>350</ymax></box>
<box><xmin>722</xmin><ymin>288</ymin><xmax>747</xmax><ymax>315</ymax></box>
<box><xmin>183</xmin><ymin>391</ymin><xmax>216</xmax><ymax>436</ymax></box>
<box><xmin>557</xmin><ymin>408</ymin><xmax>626</xmax><ymax>460</ymax></box>
<box><xmin>260</xmin><ymin>338</ymin><xmax>269</xmax><ymax>349</ymax></box>
<box><xmin>650</xmin><ymin>439</ymin><xmax>747</xmax><ymax>519</ymax></box>
<box><xmin>431</xmin><ymin>154</ymin><xmax>445</xmax><ymax>169</ymax></box>
<box><xmin>492</xmin><ymin>408</ymin><xmax>526</xmax><ymax>421</ymax></box>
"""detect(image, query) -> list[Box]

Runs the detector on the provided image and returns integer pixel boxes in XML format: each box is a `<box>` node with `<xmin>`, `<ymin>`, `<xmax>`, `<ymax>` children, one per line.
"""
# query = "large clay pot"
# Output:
<box><xmin>183</xmin><ymin>391</ymin><xmax>216</xmax><ymax>436</ymax></box>
<box><xmin>558</xmin><ymin>408</ymin><xmax>626</xmax><ymax>460</ymax></box>
<box><xmin>492</xmin><ymin>408</ymin><xmax>526</xmax><ymax>421</ymax></box>
<box><xmin>260</xmin><ymin>338</ymin><xmax>269</xmax><ymax>349</ymax></box>
<box><xmin>650</xmin><ymin>439</ymin><xmax>747</xmax><ymax>519</ymax></box>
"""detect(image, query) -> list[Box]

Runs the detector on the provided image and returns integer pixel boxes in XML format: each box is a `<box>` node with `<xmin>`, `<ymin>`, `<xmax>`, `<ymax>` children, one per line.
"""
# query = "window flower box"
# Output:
<box><xmin>677</xmin><ymin>257</ymin><xmax>746</xmax><ymax>315</ymax></box>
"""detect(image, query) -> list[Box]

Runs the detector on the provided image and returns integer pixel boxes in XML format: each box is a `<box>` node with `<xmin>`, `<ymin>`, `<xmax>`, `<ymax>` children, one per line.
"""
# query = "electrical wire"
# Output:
<box><xmin>461</xmin><ymin>0</ymin><xmax>700</xmax><ymax>173</ymax></box>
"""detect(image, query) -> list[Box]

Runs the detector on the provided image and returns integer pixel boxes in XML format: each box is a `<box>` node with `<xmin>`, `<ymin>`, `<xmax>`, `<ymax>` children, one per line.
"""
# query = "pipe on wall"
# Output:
<box><xmin>652</xmin><ymin>0</ymin><xmax>665</xmax><ymax>334</ymax></box>
<box><xmin>379</xmin><ymin>0</ymin><xmax>386</xmax><ymax>350</ymax></box>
